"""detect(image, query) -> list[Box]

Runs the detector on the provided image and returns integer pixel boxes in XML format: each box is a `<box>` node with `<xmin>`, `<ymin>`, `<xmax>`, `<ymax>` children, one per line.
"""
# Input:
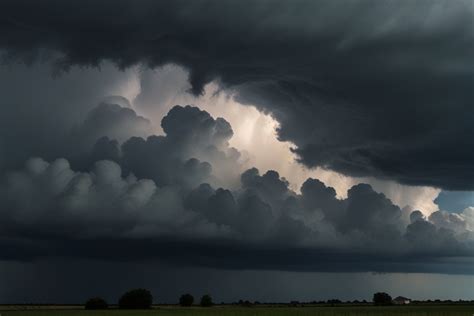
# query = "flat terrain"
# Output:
<box><xmin>2</xmin><ymin>306</ymin><xmax>474</xmax><ymax>316</ymax></box>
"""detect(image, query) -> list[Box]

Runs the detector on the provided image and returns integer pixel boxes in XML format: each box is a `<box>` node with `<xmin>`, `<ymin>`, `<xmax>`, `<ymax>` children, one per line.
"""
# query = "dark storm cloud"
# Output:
<box><xmin>0</xmin><ymin>105</ymin><xmax>473</xmax><ymax>274</ymax></box>
<box><xmin>0</xmin><ymin>0</ymin><xmax>473</xmax><ymax>189</ymax></box>
<box><xmin>119</xmin><ymin>104</ymin><xmax>239</xmax><ymax>188</ymax></box>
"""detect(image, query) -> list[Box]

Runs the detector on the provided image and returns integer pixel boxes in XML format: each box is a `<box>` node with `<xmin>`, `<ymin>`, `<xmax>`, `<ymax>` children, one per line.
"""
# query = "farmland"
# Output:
<box><xmin>2</xmin><ymin>305</ymin><xmax>474</xmax><ymax>316</ymax></box>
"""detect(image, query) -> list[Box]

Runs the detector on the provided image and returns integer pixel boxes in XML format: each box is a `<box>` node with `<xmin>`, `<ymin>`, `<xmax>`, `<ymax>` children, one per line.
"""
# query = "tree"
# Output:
<box><xmin>119</xmin><ymin>288</ymin><xmax>153</xmax><ymax>309</ymax></box>
<box><xmin>179</xmin><ymin>293</ymin><xmax>194</xmax><ymax>307</ymax></box>
<box><xmin>373</xmin><ymin>292</ymin><xmax>392</xmax><ymax>306</ymax></box>
<box><xmin>200</xmin><ymin>294</ymin><xmax>213</xmax><ymax>307</ymax></box>
<box><xmin>85</xmin><ymin>297</ymin><xmax>108</xmax><ymax>310</ymax></box>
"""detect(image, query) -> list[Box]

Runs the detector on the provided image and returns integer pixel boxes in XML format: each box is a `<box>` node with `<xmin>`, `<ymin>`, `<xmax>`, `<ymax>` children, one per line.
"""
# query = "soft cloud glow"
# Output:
<box><xmin>124</xmin><ymin>64</ymin><xmax>440</xmax><ymax>215</ymax></box>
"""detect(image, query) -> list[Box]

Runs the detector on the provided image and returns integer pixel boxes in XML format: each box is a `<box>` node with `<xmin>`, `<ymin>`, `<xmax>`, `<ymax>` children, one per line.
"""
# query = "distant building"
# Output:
<box><xmin>392</xmin><ymin>296</ymin><xmax>411</xmax><ymax>305</ymax></box>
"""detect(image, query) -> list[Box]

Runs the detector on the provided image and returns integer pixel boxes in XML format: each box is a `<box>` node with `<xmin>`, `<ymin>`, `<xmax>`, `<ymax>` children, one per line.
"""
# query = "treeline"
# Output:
<box><xmin>84</xmin><ymin>290</ymin><xmax>474</xmax><ymax>310</ymax></box>
<box><xmin>85</xmin><ymin>289</ymin><xmax>214</xmax><ymax>310</ymax></box>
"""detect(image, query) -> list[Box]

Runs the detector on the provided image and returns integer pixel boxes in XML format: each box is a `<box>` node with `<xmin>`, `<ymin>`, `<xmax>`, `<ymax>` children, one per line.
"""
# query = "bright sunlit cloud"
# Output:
<box><xmin>123</xmin><ymin>64</ymin><xmax>440</xmax><ymax>215</ymax></box>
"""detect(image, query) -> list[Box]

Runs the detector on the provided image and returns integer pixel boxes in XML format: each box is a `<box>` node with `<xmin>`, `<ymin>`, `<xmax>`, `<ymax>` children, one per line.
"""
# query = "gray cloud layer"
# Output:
<box><xmin>1</xmin><ymin>0</ymin><xmax>473</xmax><ymax>189</ymax></box>
<box><xmin>1</xmin><ymin>102</ymin><xmax>473</xmax><ymax>274</ymax></box>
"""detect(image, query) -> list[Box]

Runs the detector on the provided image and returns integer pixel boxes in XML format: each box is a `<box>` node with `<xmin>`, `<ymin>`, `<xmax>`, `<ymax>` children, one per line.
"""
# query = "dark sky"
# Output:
<box><xmin>0</xmin><ymin>0</ymin><xmax>473</xmax><ymax>302</ymax></box>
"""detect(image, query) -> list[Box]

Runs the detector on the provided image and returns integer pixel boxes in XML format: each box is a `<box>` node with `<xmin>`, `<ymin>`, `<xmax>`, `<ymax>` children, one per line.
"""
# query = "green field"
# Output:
<box><xmin>2</xmin><ymin>306</ymin><xmax>474</xmax><ymax>316</ymax></box>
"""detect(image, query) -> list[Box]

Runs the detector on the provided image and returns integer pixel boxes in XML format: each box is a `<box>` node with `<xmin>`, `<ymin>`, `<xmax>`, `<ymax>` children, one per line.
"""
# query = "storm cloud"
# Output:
<box><xmin>1</xmin><ymin>1</ymin><xmax>474</xmax><ymax>303</ymax></box>
<box><xmin>1</xmin><ymin>0</ymin><xmax>473</xmax><ymax>189</ymax></box>
<box><xmin>0</xmin><ymin>104</ymin><xmax>473</xmax><ymax>274</ymax></box>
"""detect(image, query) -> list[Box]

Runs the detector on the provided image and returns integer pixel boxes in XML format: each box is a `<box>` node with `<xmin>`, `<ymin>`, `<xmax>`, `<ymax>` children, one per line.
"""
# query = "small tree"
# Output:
<box><xmin>85</xmin><ymin>297</ymin><xmax>108</xmax><ymax>310</ymax></box>
<box><xmin>180</xmin><ymin>293</ymin><xmax>194</xmax><ymax>306</ymax></box>
<box><xmin>373</xmin><ymin>292</ymin><xmax>392</xmax><ymax>306</ymax></box>
<box><xmin>119</xmin><ymin>288</ymin><xmax>153</xmax><ymax>309</ymax></box>
<box><xmin>200</xmin><ymin>294</ymin><xmax>213</xmax><ymax>307</ymax></box>
<box><xmin>327</xmin><ymin>299</ymin><xmax>341</xmax><ymax>307</ymax></box>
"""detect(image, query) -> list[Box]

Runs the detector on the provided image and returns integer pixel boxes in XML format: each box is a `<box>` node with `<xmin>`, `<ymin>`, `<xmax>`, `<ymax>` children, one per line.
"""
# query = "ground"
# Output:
<box><xmin>1</xmin><ymin>305</ymin><xmax>474</xmax><ymax>316</ymax></box>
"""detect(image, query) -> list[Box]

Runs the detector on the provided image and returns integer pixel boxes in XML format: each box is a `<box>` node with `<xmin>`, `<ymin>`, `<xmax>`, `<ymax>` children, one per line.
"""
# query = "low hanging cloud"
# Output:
<box><xmin>0</xmin><ymin>103</ymin><xmax>473</xmax><ymax>273</ymax></box>
<box><xmin>1</xmin><ymin>0</ymin><xmax>473</xmax><ymax>189</ymax></box>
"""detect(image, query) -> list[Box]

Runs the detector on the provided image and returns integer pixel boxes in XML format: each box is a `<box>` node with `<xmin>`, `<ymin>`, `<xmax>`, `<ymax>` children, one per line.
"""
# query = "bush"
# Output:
<box><xmin>179</xmin><ymin>293</ymin><xmax>194</xmax><ymax>306</ymax></box>
<box><xmin>85</xmin><ymin>297</ymin><xmax>108</xmax><ymax>310</ymax></box>
<box><xmin>200</xmin><ymin>294</ymin><xmax>213</xmax><ymax>307</ymax></box>
<box><xmin>373</xmin><ymin>292</ymin><xmax>392</xmax><ymax>306</ymax></box>
<box><xmin>119</xmin><ymin>288</ymin><xmax>153</xmax><ymax>309</ymax></box>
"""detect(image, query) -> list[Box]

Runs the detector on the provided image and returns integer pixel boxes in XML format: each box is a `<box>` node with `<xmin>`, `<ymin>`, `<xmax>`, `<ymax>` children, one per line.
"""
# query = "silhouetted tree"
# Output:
<box><xmin>327</xmin><ymin>299</ymin><xmax>341</xmax><ymax>306</ymax></box>
<box><xmin>243</xmin><ymin>300</ymin><xmax>253</xmax><ymax>307</ymax></box>
<box><xmin>200</xmin><ymin>294</ymin><xmax>213</xmax><ymax>307</ymax></box>
<box><xmin>180</xmin><ymin>293</ymin><xmax>194</xmax><ymax>306</ymax></box>
<box><xmin>85</xmin><ymin>297</ymin><xmax>108</xmax><ymax>310</ymax></box>
<box><xmin>119</xmin><ymin>288</ymin><xmax>153</xmax><ymax>309</ymax></box>
<box><xmin>373</xmin><ymin>292</ymin><xmax>392</xmax><ymax>306</ymax></box>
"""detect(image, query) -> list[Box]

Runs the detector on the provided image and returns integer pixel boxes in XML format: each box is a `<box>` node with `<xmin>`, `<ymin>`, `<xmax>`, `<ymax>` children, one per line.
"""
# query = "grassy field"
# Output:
<box><xmin>2</xmin><ymin>306</ymin><xmax>474</xmax><ymax>316</ymax></box>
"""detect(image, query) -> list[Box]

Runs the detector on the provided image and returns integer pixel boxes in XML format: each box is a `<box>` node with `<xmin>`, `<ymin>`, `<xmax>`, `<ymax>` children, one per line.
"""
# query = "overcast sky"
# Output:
<box><xmin>0</xmin><ymin>0</ymin><xmax>473</xmax><ymax>303</ymax></box>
